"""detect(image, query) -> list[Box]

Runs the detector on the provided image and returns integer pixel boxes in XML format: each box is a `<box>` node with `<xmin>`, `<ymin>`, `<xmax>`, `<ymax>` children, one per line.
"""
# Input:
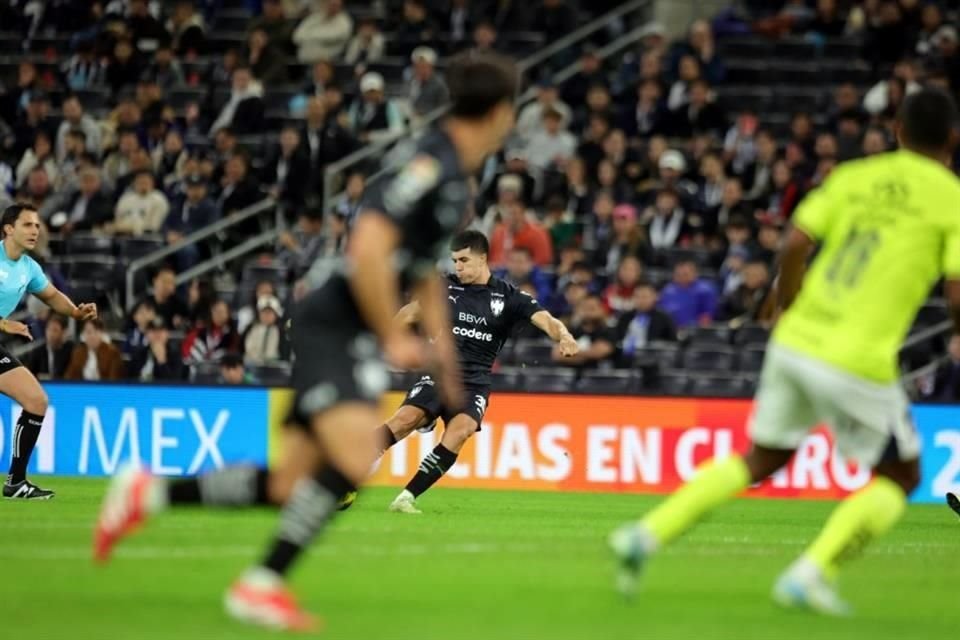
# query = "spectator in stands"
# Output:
<box><xmin>26</xmin><ymin>314</ymin><xmax>74</xmax><ymax>380</ymax></box>
<box><xmin>864</xmin><ymin>0</ymin><xmax>911</xmax><ymax>67</ymax></box>
<box><xmin>862</xmin><ymin>126</ymin><xmax>889</xmax><ymax>156</ymax></box>
<box><xmin>344</xmin><ymin>17</ymin><xmax>386</xmax><ymax>64</ymax></box>
<box><xmin>129</xmin><ymin>317</ymin><xmax>186</xmax><ymax>381</ymax></box>
<box><xmin>16</xmin><ymin>131</ymin><xmax>58</xmax><ymax>190</ymax></box>
<box><xmin>524</xmin><ymin>108</ymin><xmax>577</xmax><ymax>174</ymax></box>
<box><xmin>143</xmin><ymin>266</ymin><xmax>189</xmax><ymax>330</ymax></box>
<box><xmin>242</xmin><ymin>295</ymin><xmax>290</xmax><ymax>364</ymax></box>
<box><xmin>708</xmin><ymin>178</ymin><xmax>750</xmax><ymax>236</ymax></box>
<box><xmin>246</xmin><ymin>27</ymin><xmax>289</xmax><ymax>86</ymax></box>
<box><xmin>395</xmin><ymin>0</ymin><xmax>439</xmax><ymax>58</ymax></box>
<box><xmin>219</xmin><ymin>352</ymin><xmax>256</xmax><ymax>385</ymax></box>
<box><xmin>17</xmin><ymin>167</ymin><xmax>54</xmax><ymax>214</ymax></box>
<box><xmin>143</xmin><ymin>42</ymin><xmax>185</xmax><ymax>89</ymax></box>
<box><xmin>111</xmin><ymin>170</ymin><xmax>170</xmax><ymax>236</ymax></box>
<box><xmin>659</xmin><ymin>259</ymin><xmax>717</xmax><ymax>329</ymax></box>
<box><xmin>489</xmin><ymin>196</ymin><xmax>553</xmax><ymax>268</ymax></box>
<box><xmin>517</xmin><ymin>80</ymin><xmax>572</xmax><ymax>143</ymax></box>
<box><xmin>106</xmin><ymin>38</ymin><xmax>143</xmax><ymax>97</ymax></box>
<box><xmin>914</xmin><ymin>3</ymin><xmax>945</xmax><ymax>58</ymax></box>
<box><xmin>441</xmin><ymin>0</ymin><xmax>476</xmax><ymax>50</ymax></box>
<box><xmin>262</xmin><ymin>125</ymin><xmax>311</xmax><ymax>212</ymax></box>
<box><xmin>49</xmin><ymin>167</ymin><xmax>113</xmax><ymax>233</ymax></box>
<box><xmin>62</xmin><ymin>38</ymin><xmax>106</xmax><ymax>91</ymax></box>
<box><xmin>494</xmin><ymin>150</ymin><xmax>537</xmax><ymax>206</ymax></box>
<box><xmin>604</xmin><ymin>255</ymin><xmax>643</xmax><ymax>315</ymax></box>
<box><xmin>607</xmin><ymin>203</ymin><xmax>651</xmax><ymax>273</ymax></box>
<box><xmin>168</xmin><ymin>0</ymin><xmax>207</xmax><ymax>56</ymax></box>
<box><xmin>209</xmin><ymin>66</ymin><xmax>265</xmax><ymax>136</ymax></box>
<box><xmin>743</xmin><ymin>129</ymin><xmax>777</xmax><ymax>202</ymax></box>
<box><xmin>469</xmin><ymin>20</ymin><xmax>499</xmax><ymax>55</ymax></box>
<box><xmin>102</xmin><ymin>127</ymin><xmax>141</xmax><ymax>192</ymax></box>
<box><xmin>624</xmin><ymin>79</ymin><xmax>669</xmax><ymax>140</ymax></box>
<box><xmin>698</xmin><ymin>152</ymin><xmax>726</xmax><ymax>210</ymax></box>
<box><xmin>496</xmin><ymin>246</ymin><xmax>553</xmax><ymax>302</ymax></box>
<box><xmin>127</xmin><ymin>0</ymin><xmax>170</xmax><ymax>52</ymax></box>
<box><xmin>617</xmin><ymin>281</ymin><xmax>677</xmax><ymax>357</ymax></box>
<box><xmin>347</xmin><ymin>72</ymin><xmax>405</xmax><ymax>143</ymax></box>
<box><xmin>595</xmin><ymin>158</ymin><xmax>631</xmax><ymax>204</ymax></box>
<box><xmin>472</xmin><ymin>173</ymin><xmax>520</xmax><ymax>238</ymax></box>
<box><xmin>113</xmin><ymin>147</ymin><xmax>154</xmax><ymax>199</ymax></box>
<box><xmin>487</xmin><ymin>0</ymin><xmax>530</xmax><ymax>32</ymax></box>
<box><xmin>670</xmin><ymin>79</ymin><xmax>726</xmax><ymax>138</ymax></box>
<box><xmin>835</xmin><ymin>112</ymin><xmax>864</xmax><ymax>161</ymax></box>
<box><xmin>216</xmin><ymin>149</ymin><xmax>258</xmax><ymax>207</ymax></box>
<box><xmin>643</xmin><ymin>189</ymin><xmax>691</xmax><ymax>253</ymax></box>
<box><xmin>408</xmin><ymin>47</ymin><xmax>449</xmax><ymax>118</ymax></box>
<box><xmin>164</xmin><ymin>174</ymin><xmax>218</xmax><ymax>271</ymax></box>
<box><xmin>182</xmin><ymin>298</ymin><xmax>240</xmax><ymax>370</ymax></box>
<box><xmin>124</xmin><ymin>299</ymin><xmax>156</xmax><ymax>355</ymax></box>
<box><xmin>277</xmin><ymin>208</ymin><xmax>326</xmax><ymax>281</ymax></box>
<box><xmin>185</xmin><ymin>277</ymin><xmax>216</xmax><ymax>327</ymax></box>
<box><xmin>56</xmin><ymin>128</ymin><xmax>90</xmax><ymax>194</ymax></box>
<box><xmin>754</xmin><ymin>216</ymin><xmax>783</xmax><ymax>265</ymax></box>
<box><xmin>335</xmin><ymin>171</ymin><xmax>365</xmax><ymax>221</ymax></box>
<box><xmin>563</xmin><ymin>47</ymin><xmax>608</xmax><ymax>109</ymax></box>
<box><xmin>0</xmin><ymin>62</ymin><xmax>38</xmax><ymax>131</ymax></box>
<box><xmin>250</xmin><ymin>0</ymin><xmax>294</xmax><ymax>54</ymax></box>
<box><xmin>581</xmin><ymin>190</ymin><xmax>614</xmax><ymax>267</ymax></box>
<box><xmin>667</xmin><ymin>54</ymin><xmax>701</xmax><ymax>111</ymax></box>
<box><xmin>56</xmin><ymin>95</ymin><xmax>102</xmax><ymax>163</ymax></box>
<box><xmin>671</xmin><ymin>19</ymin><xmax>725</xmax><ymax>84</ymax></box>
<box><xmin>717</xmin><ymin>259</ymin><xmax>770</xmax><ymax>323</ymax></box>
<box><xmin>554</xmin><ymin>155</ymin><xmax>591</xmax><ymax>218</ymax></box>
<box><xmin>301</xmin><ymin>60</ymin><xmax>337</xmax><ymax>99</ymax></box>
<box><xmin>766</xmin><ymin>159</ymin><xmax>802</xmax><ymax>220</ymax></box>
<box><xmin>806</xmin><ymin>0</ymin><xmax>846</xmax><ymax>37</ymax></box>
<box><xmin>64</xmin><ymin>318</ymin><xmax>125</xmax><ymax>381</ymax></box>
<box><xmin>153</xmin><ymin>128</ymin><xmax>189</xmax><ymax>190</ymax></box>
<box><xmin>293</xmin><ymin>0</ymin><xmax>353</xmax><ymax>63</ymax></box>
<box><xmin>12</xmin><ymin>91</ymin><xmax>55</xmax><ymax>161</ymax></box>
<box><xmin>543</xmin><ymin>194</ymin><xmax>577</xmax><ymax>251</ymax></box>
<box><xmin>553</xmin><ymin>294</ymin><xmax>616</xmax><ymax>369</ymax></box>
<box><xmin>301</xmin><ymin>96</ymin><xmax>356</xmax><ymax>178</ymax></box>
<box><xmin>863</xmin><ymin>59</ymin><xmax>921</xmax><ymax>116</ymax></box>
<box><xmin>237</xmin><ymin>280</ymin><xmax>277</xmax><ymax>335</ymax></box>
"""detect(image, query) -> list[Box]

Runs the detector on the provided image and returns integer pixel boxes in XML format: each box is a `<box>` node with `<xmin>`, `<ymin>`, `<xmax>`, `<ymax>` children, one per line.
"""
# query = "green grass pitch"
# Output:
<box><xmin>0</xmin><ymin>478</ymin><xmax>957</xmax><ymax>640</ymax></box>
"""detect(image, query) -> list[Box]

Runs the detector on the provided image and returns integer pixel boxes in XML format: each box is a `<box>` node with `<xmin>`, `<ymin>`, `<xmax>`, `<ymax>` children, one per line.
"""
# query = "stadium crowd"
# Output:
<box><xmin>0</xmin><ymin>0</ymin><xmax>959</xmax><ymax>398</ymax></box>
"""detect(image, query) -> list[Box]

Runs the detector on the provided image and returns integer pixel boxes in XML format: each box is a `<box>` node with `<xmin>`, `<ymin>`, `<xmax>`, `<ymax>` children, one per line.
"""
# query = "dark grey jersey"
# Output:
<box><xmin>447</xmin><ymin>274</ymin><xmax>543</xmax><ymax>385</ymax></box>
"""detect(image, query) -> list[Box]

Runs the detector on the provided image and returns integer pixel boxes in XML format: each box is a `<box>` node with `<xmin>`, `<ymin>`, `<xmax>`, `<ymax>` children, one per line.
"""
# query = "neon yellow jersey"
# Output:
<box><xmin>774</xmin><ymin>149</ymin><xmax>960</xmax><ymax>383</ymax></box>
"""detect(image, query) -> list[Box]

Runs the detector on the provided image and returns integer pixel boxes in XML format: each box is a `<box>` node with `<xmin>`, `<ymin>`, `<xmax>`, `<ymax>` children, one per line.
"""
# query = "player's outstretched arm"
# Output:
<box><xmin>776</xmin><ymin>227</ymin><xmax>816</xmax><ymax>314</ymax></box>
<box><xmin>34</xmin><ymin>284</ymin><xmax>98</xmax><ymax>322</ymax></box>
<box><xmin>530</xmin><ymin>310</ymin><xmax>579</xmax><ymax>357</ymax></box>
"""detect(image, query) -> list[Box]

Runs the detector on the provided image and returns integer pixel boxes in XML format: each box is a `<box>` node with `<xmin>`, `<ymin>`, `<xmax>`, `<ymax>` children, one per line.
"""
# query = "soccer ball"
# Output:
<box><xmin>337</xmin><ymin>490</ymin><xmax>358</xmax><ymax>511</ymax></box>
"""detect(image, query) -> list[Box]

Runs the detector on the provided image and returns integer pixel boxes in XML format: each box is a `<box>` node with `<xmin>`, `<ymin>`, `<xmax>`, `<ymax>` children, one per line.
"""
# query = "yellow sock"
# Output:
<box><xmin>642</xmin><ymin>456</ymin><xmax>751</xmax><ymax>547</ymax></box>
<box><xmin>805</xmin><ymin>476</ymin><xmax>907</xmax><ymax>579</ymax></box>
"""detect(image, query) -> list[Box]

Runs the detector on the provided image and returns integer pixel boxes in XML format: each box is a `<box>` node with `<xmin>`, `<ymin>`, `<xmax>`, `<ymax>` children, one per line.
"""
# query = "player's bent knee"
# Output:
<box><xmin>390</xmin><ymin>406</ymin><xmax>428</xmax><ymax>438</ymax></box>
<box><xmin>21</xmin><ymin>387</ymin><xmax>48</xmax><ymax>416</ymax></box>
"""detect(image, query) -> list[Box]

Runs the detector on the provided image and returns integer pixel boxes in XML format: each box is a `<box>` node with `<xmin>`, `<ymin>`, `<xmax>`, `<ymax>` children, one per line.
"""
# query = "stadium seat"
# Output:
<box><xmin>738</xmin><ymin>345</ymin><xmax>766</xmax><ymax>373</ymax></box>
<box><xmin>689</xmin><ymin>374</ymin><xmax>749</xmax><ymax>398</ymax></box>
<box><xmin>915</xmin><ymin>300</ymin><xmax>948</xmax><ymax>327</ymax></box>
<box><xmin>491</xmin><ymin>367</ymin><xmax>522</xmax><ymax>391</ymax></box>
<box><xmin>116</xmin><ymin>236</ymin><xmax>165</xmax><ymax>259</ymax></box>
<box><xmin>512</xmin><ymin>339</ymin><xmax>556</xmax><ymax>367</ymax></box>
<box><xmin>633</xmin><ymin>341</ymin><xmax>681</xmax><ymax>368</ymax></box>
<box><xmin>686</xmin><ymin>326</ymin><xmax>731</xmax><ymax>346</ymax></box>
<box><xmin>62</xmin><ymin>256</ymin><xmax>119</xmax><ymax>288</ymax></box>
<box><xmin>251</xmin><ymin>362</ymin><xmax>291</xmax><ymax>386</ymax></box>
<box><xmin>574</xmin><ymin>370</ymin><xmax>637</xmax><ymax>394</ymax></box>
<box><xmin>733</xmin><ymin>324</ymin><xmax>770</xmax><ymax>346</ymax></box>
<box><xmin>66</xmin><ymin>234</ymin><xmax>114</xmax><ymax>256</ymax></box>
<box><xmin>773</xmin><ymin>38</ymin><xmax>817</xmax><ymax>60</ymax></box>
<box><xmin>657</xmin><ymin>373</ymin><xmax>690</xmax><ymax>396</ymax></box>
<box><xmin>520</xmin><ymin>367</ymin><xmax>576</xmax><ymax>393</ymax></box>
<box><xmin>682</xmin><ymin>346</ymin><xmax>737</xmax><ymax>372</ymax></box>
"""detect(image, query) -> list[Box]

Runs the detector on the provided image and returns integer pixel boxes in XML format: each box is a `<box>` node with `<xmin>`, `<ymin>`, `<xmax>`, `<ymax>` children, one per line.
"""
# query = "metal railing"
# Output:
<box><xmin>124</xmin><ymin>198</ymin><xmax>275</xmax><ymax>308</ymax></box>
<box><xmin>319</xmin><ymin>0</ymin><xmax>654</xmax><ymax>216</ymax></box>
<box><xmin>173</xmin><ymin>229</ymin><xmax>279</xmax><ymax>288</ymax></box>
<box><xmin>900</xmin><ymin>319</ymin><xmax>952</xmax><ymax>398</ymax></box>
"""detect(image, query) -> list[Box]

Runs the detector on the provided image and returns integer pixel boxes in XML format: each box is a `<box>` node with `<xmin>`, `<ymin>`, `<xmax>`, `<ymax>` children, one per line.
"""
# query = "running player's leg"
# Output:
<box><xmin>94</xmin><ymin>421</ymin><xmax>320</xmax><ymax>563</ymax></box>
<box><xmin>775</xmin><ymin>382</ymin><xmax>921</xmax><ymax>615</ymax></box>
<box><xmin>609</xmin><ymin>345</ymin><xmax>812</xmax><ymax>593</ymax></box>
<box><xmin>0</xmin><ymin>358</ymin><xmax>53</xmax><ymax>499</ymax></box>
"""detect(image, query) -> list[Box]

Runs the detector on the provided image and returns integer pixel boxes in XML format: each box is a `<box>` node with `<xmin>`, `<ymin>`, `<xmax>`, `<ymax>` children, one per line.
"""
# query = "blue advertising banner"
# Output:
<box><xmin>913</xmin><ymin>404</ymin><xmax>960</xmax><ymax>504</ymax></box>
<box><xmin>0</xmin><ymin>383</ymin><xmax>269</xmax><ymax>477</ymax></box>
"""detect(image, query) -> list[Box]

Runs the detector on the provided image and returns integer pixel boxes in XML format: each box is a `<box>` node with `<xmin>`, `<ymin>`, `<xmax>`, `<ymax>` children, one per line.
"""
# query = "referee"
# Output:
<box><xmin>1</xmin><ymin>203</ymin><xmax>97</xmax><ymax>499</ymax></box>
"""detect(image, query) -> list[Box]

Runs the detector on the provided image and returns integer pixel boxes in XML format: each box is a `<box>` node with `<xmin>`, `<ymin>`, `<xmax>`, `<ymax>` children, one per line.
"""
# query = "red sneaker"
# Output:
<box><xmin>93</xmin><ymin>464</ymin><xmax>153</xmax><ymax>563</ymax></box>
<box><xmin>225</xmin><ymin>573</ymin><xmax>321</xmax><ymax>632</ymax></box>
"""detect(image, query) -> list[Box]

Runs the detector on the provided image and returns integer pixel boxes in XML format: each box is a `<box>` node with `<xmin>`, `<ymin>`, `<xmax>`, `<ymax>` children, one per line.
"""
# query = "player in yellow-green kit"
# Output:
<box><xmin>609</xmin><ymin>88</ymin><xmax>960</xmax><ymax>616</ymax></box>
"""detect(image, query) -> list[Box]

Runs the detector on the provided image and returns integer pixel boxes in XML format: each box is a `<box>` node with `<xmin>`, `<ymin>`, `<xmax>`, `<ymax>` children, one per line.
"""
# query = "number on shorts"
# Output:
<box><xmin>825</xmin><ymin>226</ymin><xmax>880</xmax><ymax>289</ymax></box>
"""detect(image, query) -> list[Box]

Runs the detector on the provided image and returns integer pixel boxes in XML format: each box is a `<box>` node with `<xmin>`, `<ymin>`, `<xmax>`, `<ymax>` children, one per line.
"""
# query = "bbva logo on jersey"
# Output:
<box><xmin>490</xmin><ymin>298</ymin><xmax>505</xmax><ymax>317</ymax></box>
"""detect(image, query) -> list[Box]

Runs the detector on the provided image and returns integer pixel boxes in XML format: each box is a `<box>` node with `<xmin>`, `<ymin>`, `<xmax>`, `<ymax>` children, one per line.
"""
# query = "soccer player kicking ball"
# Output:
<box><xmin>375</xmin><ymin>230</ymin><xmax>578</xmax><ymax>514</ymax></box>
<box><xmin>0</xmin><ymin>204</ymin><xmax>97</xmax><ymax>499</ymax></box>
<box><xmin>610</xmin><ymin>88</ymin><xmax>960</xmax><ymax>616</ymax></box>
<box><xmin>94</xmin><ymin>52</ymin><xmax>521</xmax><ymax>632</ymax></box>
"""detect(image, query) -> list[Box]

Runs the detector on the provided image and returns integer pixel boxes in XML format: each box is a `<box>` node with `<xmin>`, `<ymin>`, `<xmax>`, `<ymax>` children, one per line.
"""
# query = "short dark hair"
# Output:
<box><xmin>898</xmin><ymin>87</ymin><xmax>959</xmax><ymax>153</ymax></box>
<box><xmin>451</xmin><ymin>230</ymin><xmax>489</xmax><ymax>255</ymax></box>
<box><xmin>47</xmin><ymin>314</ymin><xmax>70</xmax><ymax>330</ymax></box>
<box><xmin>67</xmin><ymin>128</ymin><xmax>87</xmax><ymax>141</ymax></box>
<box><xmin>220</xmin><ymin>353</ymin><xmax>244</xmax><ymax>369</ymax></box>
<box><xmin>2</xmin><ymin>203</ymin><xmax>37</xmax><ymax>235</ymax></box>
<box><xmin>154</xmin><ymin>265</ymin><xmax>176</xmax><ymax>279</ymax></box>
<box><xmin>446</xmin><ymin>51</ymin><xmax>519</xmax><ymax>120</ymax></box>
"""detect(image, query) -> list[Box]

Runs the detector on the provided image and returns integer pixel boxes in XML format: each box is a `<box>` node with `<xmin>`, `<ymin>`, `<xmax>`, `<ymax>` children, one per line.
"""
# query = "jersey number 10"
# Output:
<box><xmin>825</xmin><ymin>226</ymin><xmax>880</xmax><ymax>289</ymax></box>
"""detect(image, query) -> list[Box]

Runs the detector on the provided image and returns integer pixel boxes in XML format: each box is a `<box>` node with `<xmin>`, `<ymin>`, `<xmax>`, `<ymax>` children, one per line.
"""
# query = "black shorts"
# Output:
<box><xmin>286</xmin><ymin>320</ymin><xmax>389</xmax><ymax>429</ymax></box>
<box><xmin>0</xmin><ymin>344</ymin><xmax>24</xmax><ymax>376</ymax></box>
<box><xmin>401</xmin><ymin>375</ymin><xmax>491</xmax><ymax>427</ymax></box>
